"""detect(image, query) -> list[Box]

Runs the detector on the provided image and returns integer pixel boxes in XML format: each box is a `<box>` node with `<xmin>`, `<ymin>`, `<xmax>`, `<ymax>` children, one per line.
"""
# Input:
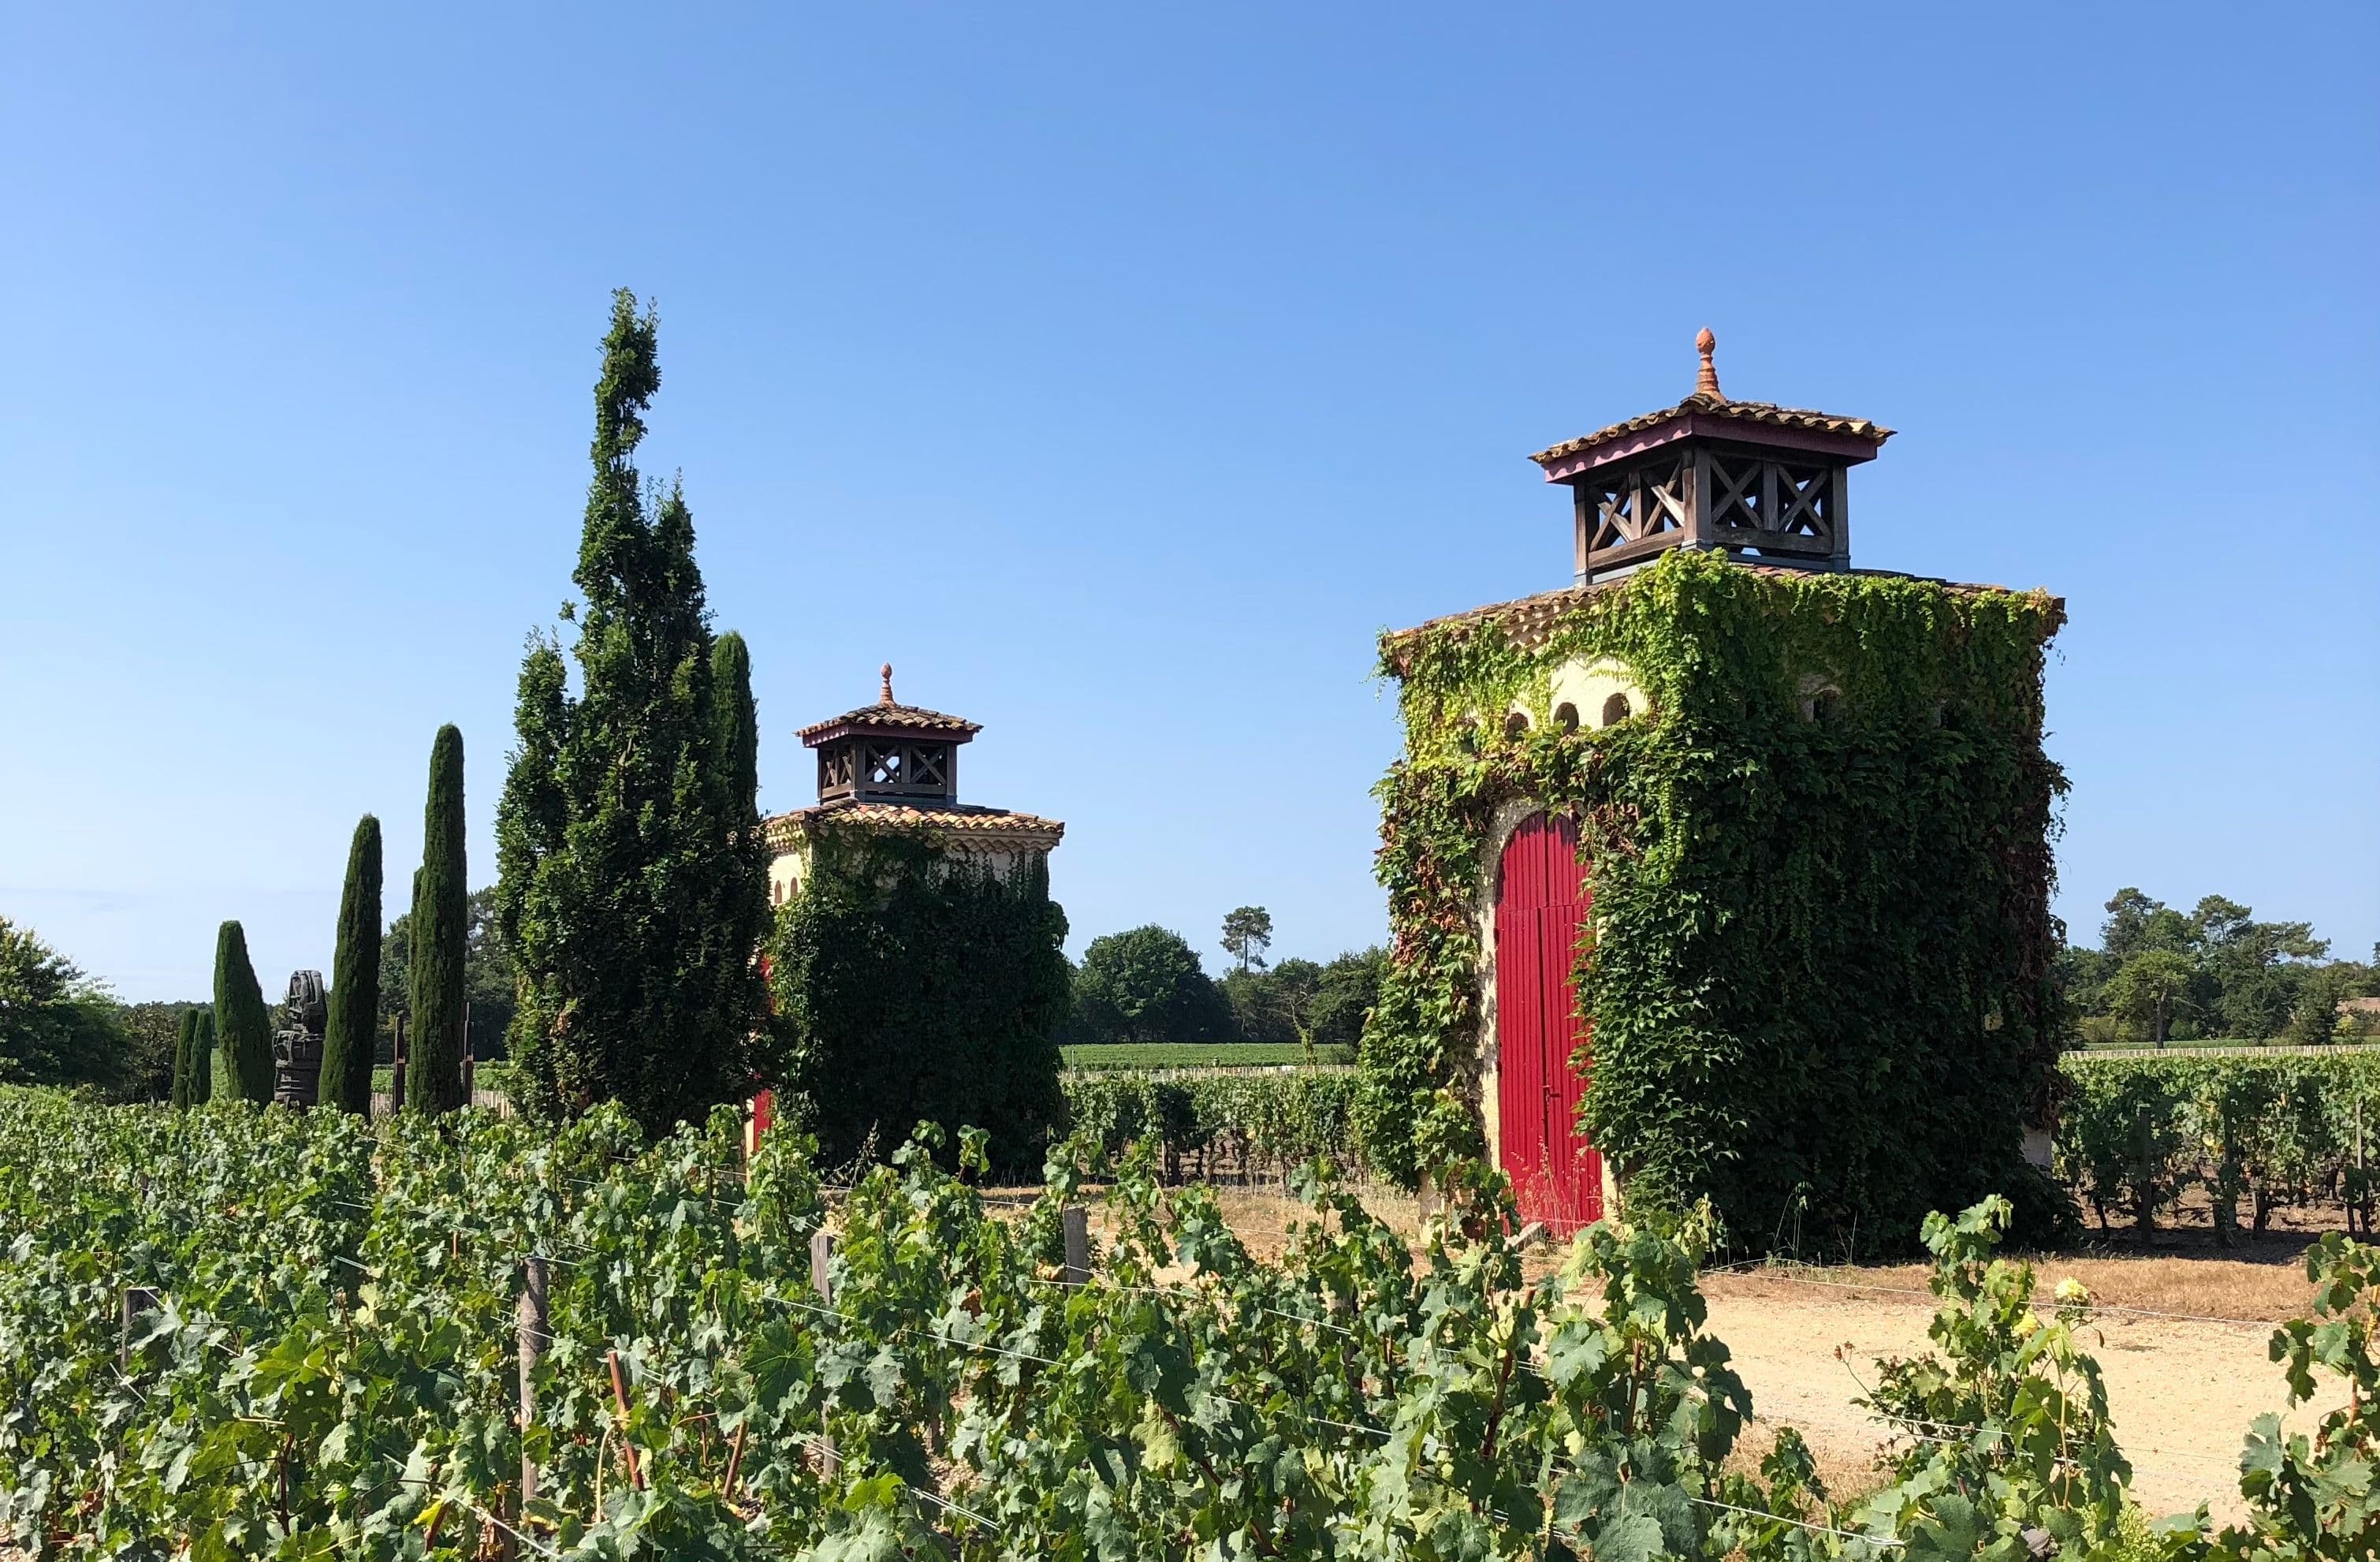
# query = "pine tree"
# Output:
<box><xmin>319</xmin><ymin>815</ymin><xmax>382</xmax><ymax>1114</ymax></box>
<box><xmin>497</xmin><ymin>291</ymin><xmax>769</xmax><ymax>1134</ymax></box>
<box><xmin>170</xmin><ymin>1005</ymin><xmax>199</xmax><ymax>1109</ymax></box>
<box><xmin>188</xmin><ymin>1008</ymin><xmax>214</xmax><ymax>1105</ymax></box>
<box><xmin>409</xmin><ymin>729</ymin><xmax>468</xmax><ymax>1115</ymax></box>
<box><xmin>211</xmin><ymin>921</ymin><xmax>274</xmax><ymax>1103</ymax></box>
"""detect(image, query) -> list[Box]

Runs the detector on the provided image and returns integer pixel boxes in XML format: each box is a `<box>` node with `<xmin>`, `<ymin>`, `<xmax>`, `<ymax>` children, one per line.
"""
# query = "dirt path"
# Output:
<box><xmin>1702</xmin><ymin>1270</ymin><xmax>2340</xmax><ymax>1523</ymax></box>
<box><xmin>1056</xmin><ymin>1182</ymin><xmax>2348</xmax><ymax>1522</ymax></box>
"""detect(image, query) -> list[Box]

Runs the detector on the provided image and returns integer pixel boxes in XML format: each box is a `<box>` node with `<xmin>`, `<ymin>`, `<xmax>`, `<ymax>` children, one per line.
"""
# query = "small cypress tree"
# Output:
<box><xmin>169</xmin><ymin>1006</ymin><xmax>199</xmax><ymax>1109</ymax></box>
<box><xmin>319</xmin><ymin>815</ymin><xmax>383</xmax><ymax>1114</ymax></box>
<box><xmin>408</xmin><ymin>728</ymin><xmax>468</xmax><ymax>1115</ymax></box>
<box><xmin>211</xmin><ymin>921</ymin><xmax>274</xmax><ymax>1103</ymax></box>
<box><xmin>188</xmin><ymin>1008</ymin><xmax>214</xmax><ymax>1105</ymax></box>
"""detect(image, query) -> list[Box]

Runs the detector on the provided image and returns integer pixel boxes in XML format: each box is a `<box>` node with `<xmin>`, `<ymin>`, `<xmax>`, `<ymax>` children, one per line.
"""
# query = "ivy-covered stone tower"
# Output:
<box><xmin>1356</xmin><ymin>332</ymin><xmax>2069</xmax><ymax>1254</ymax></box>
<box><xmin>760</xmin><ymin>667</ymin><xmax>1071</xmax><ymax>1176</ymax></box>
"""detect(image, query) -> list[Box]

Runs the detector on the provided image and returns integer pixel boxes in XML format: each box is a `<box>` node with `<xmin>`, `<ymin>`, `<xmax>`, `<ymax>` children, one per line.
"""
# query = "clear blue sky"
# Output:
<box><xmin>4</xmin><ymin>5</ymin><xmax>2374</xmax><ymax>1001</ymax></box>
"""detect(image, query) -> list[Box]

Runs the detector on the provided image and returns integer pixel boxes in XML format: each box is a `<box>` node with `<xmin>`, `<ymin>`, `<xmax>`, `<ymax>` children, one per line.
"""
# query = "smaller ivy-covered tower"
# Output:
<box><xmin>762</xmin><ymin>667</ymin><xmax>1071</xmax><ymax>1176</ymax></box>
<box><xmin>764</xmin><ymin>664</ymin><xmax>1065</xmax><ymax>905</ymax></box>
<box><xmin>1358</xmin><ymin>333</ymin><xmax>2069</xmax><ymax>1254</ymax></box>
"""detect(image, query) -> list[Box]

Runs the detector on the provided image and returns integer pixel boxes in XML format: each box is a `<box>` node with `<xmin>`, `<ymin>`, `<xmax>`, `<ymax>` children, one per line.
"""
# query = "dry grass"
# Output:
<box><xmin>989</xmin><ymin>1175</ymin><xmax>2343</xmax><ymax>1325</ymax></box>
<box><xmin>1704</xmin><ymin>1246</ymin><xmax>2324</xmax><ymax>1328</ymax></box>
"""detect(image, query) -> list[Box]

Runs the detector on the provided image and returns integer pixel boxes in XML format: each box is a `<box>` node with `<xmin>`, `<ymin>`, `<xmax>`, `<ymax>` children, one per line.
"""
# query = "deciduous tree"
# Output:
<box><xmin>2104</xmin><ymin>947</ymin><xmax>2197</xmax><ymax>1049</ymax></box>
<box><xmin>1072</xmin><ymin>926</ymin><xmax>1232</xmax><ymax>1046</ymax></box>
<box><xmin>0</xmin><ymin>916</ymin><xmax>128</xmax><ymax>1091</ymax></box>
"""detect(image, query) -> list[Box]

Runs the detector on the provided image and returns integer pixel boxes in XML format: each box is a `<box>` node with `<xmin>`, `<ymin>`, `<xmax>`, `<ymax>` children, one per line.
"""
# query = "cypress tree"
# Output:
<box><xmin>703</xmin><ymin>631</ymin><xmax>773</xmax><ymax>1068</ymax></box>
<box><xmin>498</xmin><ymin>291</ymin><xmax>769</xmax><ymax>1133</ymax></box>
<box><xmin>408</xmin><ymin>729</ymin><xmax>468</xmax><ymax>1115</ymax></box>
<box><xmin>211</xmin><ymin>921</ymin><xmax>274</xmax><ymax>1104</ymax></box>
<box><xmin>319</xmin><ymin>814</ymin><xmax>383</xmax><ymax>1114</ymax></box>
<box><xmin>170</xmin><ymin>1005</ymin><xmax>199</xmax><ymax>1109</ymax></box>
<box><xmin>188</xmin><ymin>1008</ymin><xmax>214</xmax><ymax>1105</ymax></box>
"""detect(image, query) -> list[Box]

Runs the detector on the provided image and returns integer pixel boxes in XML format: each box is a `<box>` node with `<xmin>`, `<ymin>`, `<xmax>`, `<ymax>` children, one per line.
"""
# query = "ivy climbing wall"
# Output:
<box><xmin>1356</xmin><ymin>548</ymin><xmax>2073</xmax><ymax>1254</ymax></box>
<box><xmin>769</xmin><ymin>825</ymin><xmax>1071</xmax><ymax>1177</ymax></box>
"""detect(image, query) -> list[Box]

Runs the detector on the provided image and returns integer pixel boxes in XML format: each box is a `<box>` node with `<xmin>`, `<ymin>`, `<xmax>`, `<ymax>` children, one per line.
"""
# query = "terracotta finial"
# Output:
<box><xmin>879</xmin><ymin>662</ymin><xmax>896</xmax><ymax>706</ymax></box>
<box><xmin>1694</xmin><ymin>327</ymin><xmax>1723</xmax><ymax>400</ymax></box>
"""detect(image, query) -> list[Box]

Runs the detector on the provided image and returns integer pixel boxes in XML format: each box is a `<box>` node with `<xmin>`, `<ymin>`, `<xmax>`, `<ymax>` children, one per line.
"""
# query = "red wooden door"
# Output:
<box><xmin>1494</xmin><ymin>812</ymin><xmax>1603</xmax><ymax>1231</ymax></box>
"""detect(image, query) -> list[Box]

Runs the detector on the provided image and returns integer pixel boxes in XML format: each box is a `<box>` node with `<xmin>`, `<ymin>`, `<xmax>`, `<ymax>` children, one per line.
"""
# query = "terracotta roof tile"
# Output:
<box><xmin>1529</xmin><ymin>392</ymin><xmax>1891</xmax><ymax>468</ymax></box>
<box><xmin>796</xmin><ymin>703</ymin><xmax>982</xmax><ymax>744</ymax></box>
<box><xmin>765</xmin><ymin>799</ymin><xmax>1064</xmax><ymax>850</ymax></box>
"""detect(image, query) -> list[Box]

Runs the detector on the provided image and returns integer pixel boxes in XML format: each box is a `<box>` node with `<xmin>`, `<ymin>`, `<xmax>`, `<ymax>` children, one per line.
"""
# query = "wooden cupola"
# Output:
<box><xmin>797</xmin><ymin>664</ymin><xmax>981</xmax><ymax>805</ymax></box>
<box><xmin>1531</xmin><ymin>330</ymin><xmax>1894</xmax><ymax>585</ymax></box>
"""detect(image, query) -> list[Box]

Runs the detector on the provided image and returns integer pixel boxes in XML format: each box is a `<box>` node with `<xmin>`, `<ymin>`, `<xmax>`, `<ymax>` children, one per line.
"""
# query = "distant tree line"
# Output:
<box><xmin>1065</xmin><ymin>907</ymin><xmax>1386</xmax><ymax>1053</ymax></box>
<box><xmin>2059</xmin><ymin>886</ymin><xmax>2377</xmax><ymax>1048</ymax></box>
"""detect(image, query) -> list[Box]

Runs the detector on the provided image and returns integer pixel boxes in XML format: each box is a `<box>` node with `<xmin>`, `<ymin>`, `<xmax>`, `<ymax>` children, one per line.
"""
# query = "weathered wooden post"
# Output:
<box><xmin>1062</xmin><ymin>1205</ymin><xmax>1089</xmax><ymax>1286</ymax></box>
<box><xmin>391</xmin><ymin>1014</ymin><xmax>408</xmax><ymax>1114</ymax></box>
<box><xmin>2133</xmin><ymin>1102</ymin><xmax>2155</xmax><ymax>1242</ymax></box>
<box><xmin>810</xmin><ymin>1229</ymin><xmax>835</xmax><ymax>1301</ymax></box>
<box><xmin>606</xmin><ymin>1350</ymin><xmax>644</xmax><ymax>1491</ymax></box>
<box><xmin>809</xmin><ymin>1230</ymin><xmax>836</xmax><ymax>1472</ymax></box>
<box><xmin>462</xmin><ymin>1001</ymin><xmax>476</xmax><ymax>1109</ymax></box>
<box><xmin>120</xmin><ymin>1286</ymin><xmax>160</xmax><ymax>1371</ymax></box>
<box><xmin>517</xmin><ymin>1255</ymin><xmax>549</xmax><ymax>1513</ymax></box>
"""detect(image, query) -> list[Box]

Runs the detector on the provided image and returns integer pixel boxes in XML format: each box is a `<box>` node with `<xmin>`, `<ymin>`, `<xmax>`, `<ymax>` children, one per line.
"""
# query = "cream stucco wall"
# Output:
<box><xmin>1547</xmin><ymin>655</ymin><xmax>1648</xmax><ymax>731</ymax></box>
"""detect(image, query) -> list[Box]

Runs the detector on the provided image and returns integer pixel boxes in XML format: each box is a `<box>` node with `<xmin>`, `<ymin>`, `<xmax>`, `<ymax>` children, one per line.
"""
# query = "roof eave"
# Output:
<box><xmin>795</xmin><ymin>716</ymin><xmax>982</xmax><ymax>747</ymax></box>
<box><xmin>1532</xmin><ymin>411</ymin><xmax>1891</xmax><ymax>483</ymax></box>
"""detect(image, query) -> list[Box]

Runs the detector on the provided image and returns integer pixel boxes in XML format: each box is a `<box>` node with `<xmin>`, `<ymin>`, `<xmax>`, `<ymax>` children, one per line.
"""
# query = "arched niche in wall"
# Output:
<box><xmin>1549</xmin><ymin>656</ymin><xmax>1648</xmax><ymax>732</ymax></box>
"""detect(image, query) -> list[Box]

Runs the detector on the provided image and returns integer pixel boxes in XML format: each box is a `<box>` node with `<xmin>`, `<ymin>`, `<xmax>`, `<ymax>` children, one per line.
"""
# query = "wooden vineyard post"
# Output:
<box><xmin>391</xmin><ymin>1014</ymin><xmax>408</xmax><ymax>1114</ymax></box>
<box><xmin>462</xmin><ymin>1000</ymin><xmax>475</xmax><ymax>1107</ymax></box>
<box><xmin>2133</xmin><ymin>1103</ymin><xmax>2155</xmax><ymax>1242</ymax></box>
<box><xmin>1063</xmin><ymin>1205</ymin><xmax>1089</xmax><ymax>1286</ymax></box>
<box><xmin>517</xmin><ymin>1254</ymin><xmax>549</xmax><ymax>1515</ymax></box>
<box><xmin>2357</xmin><ymin>1100</ymin><xmax>2368</xmax><ymax>1236</ymax></box>
<box><xmin>120</xmin><ymin>1286</ymin><xmax>160</xmax><ymax>1372</ymax></box>
<box><xmin>607</xmin><ymin>1350</ymin><xmax>645</xmax><ymax>1490</ymax></box>
<box><xmin>809</xmin><ymin>1231</ymin><xmax>836</xmax><ymax>1474</ymax></box>
<box><xmin>810</xmin><ymin>1229</ymin><xmax>835</xmax><ymax>1300</ymax></box>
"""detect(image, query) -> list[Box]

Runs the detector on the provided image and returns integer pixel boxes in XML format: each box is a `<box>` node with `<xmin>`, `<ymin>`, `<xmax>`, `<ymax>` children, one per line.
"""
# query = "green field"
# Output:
<box><xmin>1060</xmin><ymin>1041</ymin><xmax>1354</xmax><ymax>1072</ymax></box>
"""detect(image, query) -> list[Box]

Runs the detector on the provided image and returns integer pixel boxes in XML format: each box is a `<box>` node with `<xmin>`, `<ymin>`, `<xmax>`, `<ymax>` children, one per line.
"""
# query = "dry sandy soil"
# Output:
<box><xmin>1156</xmin><ymin>1183</ymin><xmax>2348</xmax><ymax>1523</ymax></box>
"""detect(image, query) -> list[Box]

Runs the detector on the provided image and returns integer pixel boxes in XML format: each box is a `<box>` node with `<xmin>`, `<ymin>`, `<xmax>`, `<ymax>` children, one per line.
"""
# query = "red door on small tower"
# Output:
<box><xmin>1494</xmin><ymin>812</ymin><xmax>1603</xmax><ymax>1231</ymax></box>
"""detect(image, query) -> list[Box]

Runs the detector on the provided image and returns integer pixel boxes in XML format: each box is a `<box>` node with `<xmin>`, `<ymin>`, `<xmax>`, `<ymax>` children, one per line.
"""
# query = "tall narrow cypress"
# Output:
<box><xmin>408</xmin><ymin>728</ymin><xmax>467</xmax><ymax>1115</ymax></box>
<box><xmin>319</xmin><ymin>815</ymin><xmax>383</xmax><ymax>1114</ymax></box>
<box><xmin>170</xmin><ymin>1006</ymin><xmax>199</xmax><ymax>1109</ymax></box>
<box><xmin>188</xmin><ymin>1008</ymin><xmax>214</xmax><ymax>1105</ymax></box>
<box><xmin>702</xmin><ymin>631</ymin><xmax>772</xmax><ymax>1070</ymax></box>
<box><xmin>211</xmin><ymin>921</ymin><xmax>274</xmax><ymax>1103</ymax></box>
<box><xmin>497</xmin><ymin>292</ymin><xmax>769</xmax><ymax>1134</ymax></box>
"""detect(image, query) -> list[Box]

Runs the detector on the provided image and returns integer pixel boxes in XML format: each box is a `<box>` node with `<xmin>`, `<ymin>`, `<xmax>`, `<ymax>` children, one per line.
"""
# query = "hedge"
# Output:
<box><xmin>1063</xmin><ymin>1068</ymin><xmax>1363</xmax><ymax>1182</ymax></box>
<box><xmin>2057</xmin><ymin>1049</ymin><xmax>2380</xmax><ymax>1237</ymax></box>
